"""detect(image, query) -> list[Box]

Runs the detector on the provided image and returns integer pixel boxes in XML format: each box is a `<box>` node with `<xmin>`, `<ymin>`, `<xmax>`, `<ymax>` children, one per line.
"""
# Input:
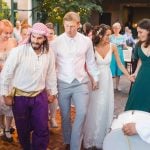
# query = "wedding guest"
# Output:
<box><xmin>110</xmin><ymin>22</ymin><xmax>127</xmax><ymax>91</ymax></box>
<box><xmin>0</xmin><ymin>19</ymin><xmax>17</xmax><ymax>142</ymax></box>
<box><xmin>0</xmin><ymin>22</ymin><xmax>57</xmax><ymax>150</ymax></box>
<box><xmin>125</xmin><ymin>18</ymin><xmax>150</xmax><ymax>112</ymax></box>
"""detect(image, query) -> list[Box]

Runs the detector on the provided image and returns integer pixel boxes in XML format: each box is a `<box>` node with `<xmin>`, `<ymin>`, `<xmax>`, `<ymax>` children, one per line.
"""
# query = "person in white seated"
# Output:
<box><xmin>123</xmin><ymin>121</ymin><xmax>150</xmax><ymax>144</ymax></box>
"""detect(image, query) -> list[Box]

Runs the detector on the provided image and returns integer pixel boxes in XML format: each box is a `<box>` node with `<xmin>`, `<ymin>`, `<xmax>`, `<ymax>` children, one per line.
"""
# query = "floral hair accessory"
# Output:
<box><xmin>96</xmin><ymin>28</ymin><xmax>102</xmax><ymax>36</ymax></box>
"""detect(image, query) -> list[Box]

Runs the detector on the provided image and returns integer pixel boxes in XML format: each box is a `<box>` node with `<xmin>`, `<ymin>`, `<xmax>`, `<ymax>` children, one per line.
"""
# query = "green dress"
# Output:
<box><xmin>125</xmin><ymin>45</ymin><xmax>150</xmax><ymax>112</ymax></box>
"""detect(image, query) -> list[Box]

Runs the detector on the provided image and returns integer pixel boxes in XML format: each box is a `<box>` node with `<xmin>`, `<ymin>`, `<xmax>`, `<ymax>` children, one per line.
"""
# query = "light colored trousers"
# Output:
<box><xmin>57</xmin><ymin>79</ymin><xmax>90</xmax><ymax>150</ymax></box>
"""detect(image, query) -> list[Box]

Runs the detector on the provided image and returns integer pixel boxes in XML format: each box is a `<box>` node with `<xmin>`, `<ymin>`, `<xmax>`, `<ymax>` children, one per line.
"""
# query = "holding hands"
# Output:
<box><xmin>3</xmin><ymin>96</ymin><xmax>14</xmax><ymax>106</ymax></box>
<box><xmin>47</xmin><ymin>94</ymin><xmax>57</xmax><ymax>103</ymax></box>
<box><xmin>92</xmin><ymin>80</ymin><xmax>99</xmax><ymax>90</ymax></box>
<box><xmin>128</xmin><ymin>75</ymin><xmax>135</xmax><ymax>82</ymax></box>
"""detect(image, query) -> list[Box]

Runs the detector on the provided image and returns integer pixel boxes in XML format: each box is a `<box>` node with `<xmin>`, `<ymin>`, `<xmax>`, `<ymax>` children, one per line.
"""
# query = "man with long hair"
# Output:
<box><xmin>0</xmin><ymin>22</ymin><xmax>57</xmax><ymax>150</ymax></box>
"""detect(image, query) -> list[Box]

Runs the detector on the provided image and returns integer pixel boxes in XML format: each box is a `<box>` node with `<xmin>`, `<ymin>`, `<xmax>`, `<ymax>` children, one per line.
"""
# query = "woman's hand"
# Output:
<box><xmin>128</xmin><ymin>75</ymin><xmax>135</xmax><ymax>82</ymax></box>
<box><xmin>92</xmin><ymin>80</ymin><xmax>99</xmax><ymax>90</ymax></box>
<box><xmin>131</xmin><ymin>73</ymin><xmax>137</xmax><ymax>78</ymax></box>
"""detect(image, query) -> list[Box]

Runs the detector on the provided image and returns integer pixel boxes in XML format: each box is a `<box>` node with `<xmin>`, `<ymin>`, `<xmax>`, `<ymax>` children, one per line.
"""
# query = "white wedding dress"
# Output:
<box><xmin>83</xmin><ymin>44</ymin><xmax>114</xmax><ymax>149</ymax></box>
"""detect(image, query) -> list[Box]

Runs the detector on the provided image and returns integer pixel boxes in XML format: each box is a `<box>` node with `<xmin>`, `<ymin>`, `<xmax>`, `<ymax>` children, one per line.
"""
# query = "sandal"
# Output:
<box><xmin>1</xmin><ymin>129</ymin><xmax>13</xmax><ymax>143</ymax></box>
<box><xmin>10</xmin><ymin>127</ymin><xmax>15</xmax><ymax>134</ymax></box>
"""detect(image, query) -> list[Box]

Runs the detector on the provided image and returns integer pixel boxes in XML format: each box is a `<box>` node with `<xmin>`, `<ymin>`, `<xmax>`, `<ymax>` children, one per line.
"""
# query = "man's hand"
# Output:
<box><xmin>122</xmin><ymin>123</ymin><xmax>137</xmax><ymax>136</ymax></box>
<box><xmin>3</xmin><ymin>96</ymin><xmax>14</xmax><ymax>106</ymax></box>
<box><xmin>47</xmin><ymin>94</ymin><xmax>57</xmax><ymax>103</ymax></box>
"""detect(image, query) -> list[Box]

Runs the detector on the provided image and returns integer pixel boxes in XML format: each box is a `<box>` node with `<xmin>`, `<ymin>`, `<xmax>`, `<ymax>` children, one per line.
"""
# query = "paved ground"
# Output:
<box><xmin>0</xmin><ymin>75</ymin><xmax>131</xmax><ymax>150</ymax></box>
<box><xmin>114</xmin><ymin>75</ymin><xmax>131</xmax><ymax>116</ymax></box>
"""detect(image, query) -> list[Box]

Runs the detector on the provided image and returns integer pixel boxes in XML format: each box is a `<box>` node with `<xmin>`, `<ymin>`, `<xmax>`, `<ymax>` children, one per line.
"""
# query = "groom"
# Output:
<box><xmin>51</xmin><ymin>11</ymin><xmax>99</xmax><ymax>150</ymax></box>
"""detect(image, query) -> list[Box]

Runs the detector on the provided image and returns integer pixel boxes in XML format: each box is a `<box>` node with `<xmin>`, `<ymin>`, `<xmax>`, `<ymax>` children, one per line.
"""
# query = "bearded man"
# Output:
<box><xmin>0</xmin><ymin>22</ymin><xmax>57</xmax><ymax>150</ymax></box>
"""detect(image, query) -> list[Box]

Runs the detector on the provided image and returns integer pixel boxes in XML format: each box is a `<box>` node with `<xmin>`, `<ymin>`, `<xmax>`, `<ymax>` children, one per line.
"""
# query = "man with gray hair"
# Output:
<box><xmin>0</xmin><ymin>22</ymin><xmax>57</xmax><ymax>150</ymax></box>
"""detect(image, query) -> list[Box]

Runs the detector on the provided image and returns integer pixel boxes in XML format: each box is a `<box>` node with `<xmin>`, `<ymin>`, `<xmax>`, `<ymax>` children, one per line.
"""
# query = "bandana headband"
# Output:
<box><xmin>29</xmin><ymin>23</ymin><xmax>49</xmax><ymax>37</ymax></box>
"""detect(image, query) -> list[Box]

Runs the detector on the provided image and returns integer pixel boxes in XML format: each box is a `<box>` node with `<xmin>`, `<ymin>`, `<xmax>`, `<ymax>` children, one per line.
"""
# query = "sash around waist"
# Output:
<box><xmin>9</xmin><ymin>87</ymin><xmax>43</xmax><ymax>97</ymax></box>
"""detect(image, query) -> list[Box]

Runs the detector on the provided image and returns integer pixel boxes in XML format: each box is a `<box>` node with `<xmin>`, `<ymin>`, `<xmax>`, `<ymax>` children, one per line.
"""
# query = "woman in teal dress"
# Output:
<box><xmin>125</xmin><ymin>18</ymin><xmax>150</xmax><ymax>112</ymax></box>
<box><xmin>110</xmin><ymin>22</ymin><xmax>127</xmax><ymax>90</ymax></box>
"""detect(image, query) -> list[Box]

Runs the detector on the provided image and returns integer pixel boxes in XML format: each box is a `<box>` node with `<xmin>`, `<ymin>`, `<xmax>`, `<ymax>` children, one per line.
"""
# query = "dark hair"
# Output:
<box><xmin>45</xmin><ymin>22</ymin><xmax>54</xmax><ymax>29</ymax></box>
<box><xmin>92</xmin><ymin>24</ymin><xmax>111</xmax><ymax>46</ymax></box>
<box><xmin>82</xmin><ymin>22</ymin><xmax>93</xmax><ymax>36</ymax></box>
<box><xmin>28</xmin><ymin>34</ymin><xmax>49</xmax><ymax>53</ymax></box>
<box><xmin>137</xmin><ymin>18</ymin><xmax>150</xmax><ymax>47</ymax></box>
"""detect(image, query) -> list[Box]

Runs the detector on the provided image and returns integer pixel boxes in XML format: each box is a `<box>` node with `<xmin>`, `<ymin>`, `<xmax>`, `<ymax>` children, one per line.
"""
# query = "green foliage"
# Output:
<box><xmin>0</xmin><ymin>0</ymin><xmax>10</xmax><ymax>20</ymax></box>
<box><xmin>37</xmin><ymin>0</ymin><xmax>102</xmax><ymax>24</ymax></box>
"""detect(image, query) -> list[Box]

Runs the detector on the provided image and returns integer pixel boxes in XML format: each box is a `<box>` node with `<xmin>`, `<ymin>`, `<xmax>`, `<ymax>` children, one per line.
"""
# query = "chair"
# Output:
<box><xmin>123</xmin><ymin>47</ymin><xmax>133</xmax><ymax>74</ymax></box>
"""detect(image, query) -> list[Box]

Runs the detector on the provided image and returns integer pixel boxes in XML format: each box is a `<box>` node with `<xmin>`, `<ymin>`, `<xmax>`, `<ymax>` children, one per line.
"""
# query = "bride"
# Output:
<box><xmin>83</xmin><ymin>24</ymin><xmax>134</xmax><ymax>149</ymax></box>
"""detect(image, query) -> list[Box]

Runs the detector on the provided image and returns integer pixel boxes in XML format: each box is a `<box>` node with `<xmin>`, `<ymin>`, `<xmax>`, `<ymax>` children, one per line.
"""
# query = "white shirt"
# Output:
<box><xmin>0</xmin><ymin>44</ymin><xmax>57</xmax><ymax>96</ymax></box>
<box><xmin>136</xmin><ymin>120</ymin><xmax>150</xmax><ymax>144</ymax></box>
<box><xmin>51</xmin><ymin>32</ymin><xmax>99</xmax><ymax>83</ymax></box>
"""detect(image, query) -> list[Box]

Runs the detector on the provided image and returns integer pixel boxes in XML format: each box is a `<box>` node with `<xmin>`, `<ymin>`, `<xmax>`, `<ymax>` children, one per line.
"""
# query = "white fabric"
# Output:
<box><xmin>111</xmin><ymin>110</ymin><xmax>150</xmax><ymax>130</ymax></box>
<box><xmin>0</xmin><ymin>51</ymin><xmax>13</xmax><ymax>116</ymax></box>
<box><xmin>0</xmin><ymin>44</ymin><xmax>57</xmax><ymax>96</ymax></box>
<box><xmin>13</xmin><ymin>27</ymin><xmax>21</xmax><ymax>41</ymax></box>
<box><xmin>51</xmin><ymin>32</ymin><xmax>99</xmax><ymax>83</ymax></box>
<box><xmin>83</xmin><ymin>44</ymin><xmax>114</xmax><ymax>148</ymax></box>
<box><xmin>136</xmin><ymin>119</ymin><xmax>150</xmax><ymax>144</ymax></box>
<box><xmin>0</xmin><ymin>96</ymin><xmax>13</xmax><ymax>116</ymax></box>
<box><xmin>0</xmin><ymin>52</ymin><xmax>7</xmax><ymax>64</ymax></box>
<box><xmin>103</xmin><ymin>129</ymin><xmax>150</xmax><ymax>150</ymax></box>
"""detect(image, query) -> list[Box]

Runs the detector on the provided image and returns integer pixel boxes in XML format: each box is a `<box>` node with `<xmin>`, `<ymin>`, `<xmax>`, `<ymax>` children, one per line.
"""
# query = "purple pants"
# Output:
<box><xmin>12</xmin><ymin>91</ymin><xmax>49</xmax><ymax>150</ymax></box>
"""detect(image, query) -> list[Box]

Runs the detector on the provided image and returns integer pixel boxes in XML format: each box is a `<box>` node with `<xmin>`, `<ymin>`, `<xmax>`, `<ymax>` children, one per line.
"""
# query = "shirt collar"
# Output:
<box><xmin>64</xmin><ymin>32</ymin><xmax>79</xmax><ymax>42</ymax></box>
